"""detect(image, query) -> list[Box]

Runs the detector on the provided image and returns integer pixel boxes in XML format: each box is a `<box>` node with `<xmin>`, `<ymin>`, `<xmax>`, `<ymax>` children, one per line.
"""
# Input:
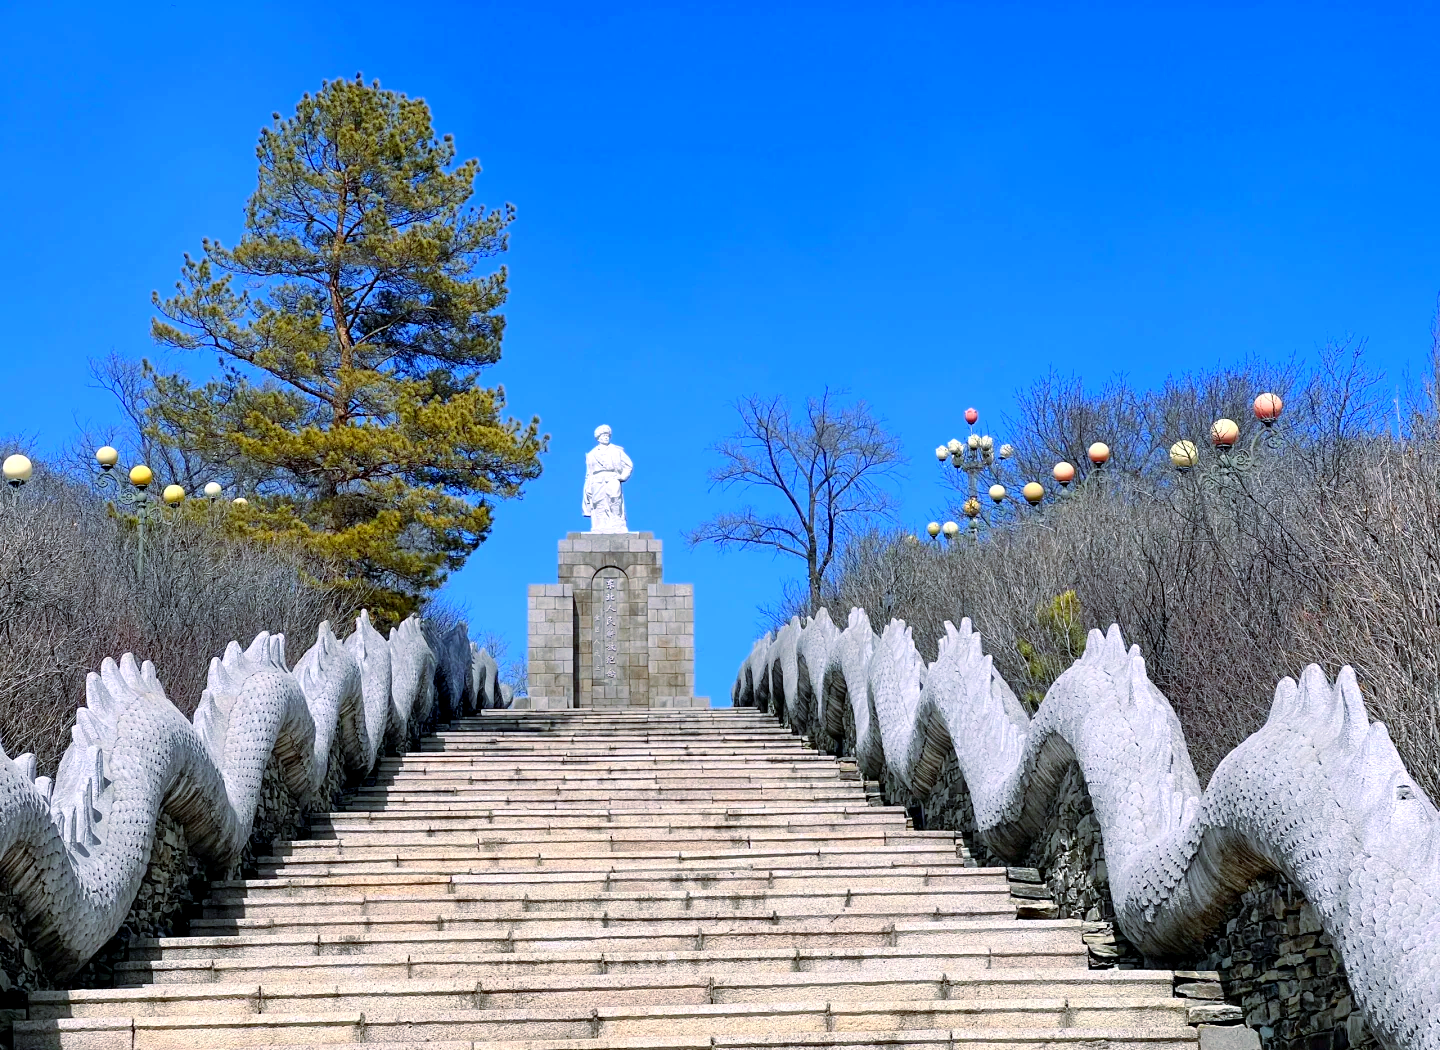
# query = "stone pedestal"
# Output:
<box><xmin>522</xmin><ymin>532</ymin><xmax>707</xmax><ymax>709</ymax></box>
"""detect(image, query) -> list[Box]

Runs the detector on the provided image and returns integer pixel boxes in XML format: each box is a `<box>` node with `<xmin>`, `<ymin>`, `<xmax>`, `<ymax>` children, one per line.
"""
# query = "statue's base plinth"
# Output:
<box><xmin>523</xmin><ymin>532</ymin><xmax>706</xmax><ymax>709</ymax></box>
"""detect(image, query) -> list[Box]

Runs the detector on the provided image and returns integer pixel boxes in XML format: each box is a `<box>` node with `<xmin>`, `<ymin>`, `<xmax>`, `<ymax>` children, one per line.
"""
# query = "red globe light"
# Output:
<box><xmin>1253</xmin><ymin>392</ymin><xmax>1283</xmax><ymax>424</ymax></box>
<box><xmin>964</xmin><ymin>407</ymin><xmax>978</xmax><ymax>425</ymax></box>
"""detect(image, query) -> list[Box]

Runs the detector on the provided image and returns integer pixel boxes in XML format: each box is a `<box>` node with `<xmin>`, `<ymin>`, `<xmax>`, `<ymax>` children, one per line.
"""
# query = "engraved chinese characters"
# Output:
<box><xmin>591</xmin><ymin>567</ymin><xmax>630</xmax><ymax>701</ymax></box>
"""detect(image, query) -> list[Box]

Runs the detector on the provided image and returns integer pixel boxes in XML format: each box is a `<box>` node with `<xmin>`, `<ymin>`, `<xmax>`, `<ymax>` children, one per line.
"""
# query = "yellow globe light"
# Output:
<box><xmin>1023</xmin><ymin>481</ymin><xmax>1044</xmax><ymax>504</ymax></box>
<box><xmin>1169</xmin><ymin>439</ymin><xmax>1199</xmax><ymax>470</ymax></box>
<box><xmin>3</xmin><ymin>454</ymin><xmax>33</xmax><ymax>485</ymax></box>
<box><xmin>128</xmin><ymin>464</ymin><xmax>154</xmax><ymax>489</ymax></box>
<box><xmin>934</xmin><ymin>445</ymin><xmax>949</xmax><ymax>462</ymax></box>
<box><xmin>988</xmin><ymin>484</ymin><xmax>1006</xmax><ymax>503</ymax></box>
<box><xmin>941</xmin><ymin>520</ymin><xmax>960</xmax><ymax>538</ymax></box>
<box><xmin>95</xmin><ymin>446</ymin><xmax>120</xmax><ymax>469</ymax></box>
<box><xmin>1210</xmin><ymin>418</ymin><xmax>1240</xmax><ymax>448</ymax></box>
<box><xmin>1053</xmin><ymin>461</ymin><xmax>1076</xmax><ymax>485</ymax></box>
<box><xmin>926</xmin><ymin>521</ymin><xmax>941</xmax><ymax>538</ymax></box>
<box><xmin>203</xmin><ymin>481</ymin><xmax>222</xmax><ymax>499</ymax></box>
<box><xmin>1253</xmin><ymin>392</ymin><xmax>1283</xmax><ymax>424</ymax></box>
<box><xmin>162</xmin><ymin>484</ymin><xmax>185</xmax><ymax>505</ymax></box>
<box><xmin>962</xmin><ymin>497</ymin><xmax>981</xmax><ymax>518</ymax></box>
<box><xmin>1087</xmin><ymin>442</ymin><xmax>1111</xmax><ymax>465</ymax></box>
<box><xmin>232</xmin><ymin>497</ymin><xmax>249</xmax><ymax>508</ymax></box>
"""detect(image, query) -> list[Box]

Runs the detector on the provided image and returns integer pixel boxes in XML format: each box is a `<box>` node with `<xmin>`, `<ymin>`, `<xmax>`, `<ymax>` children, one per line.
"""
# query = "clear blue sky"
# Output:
<box><xmin>2</xmin><ymin>2</ymin><xmax>1437</xmax><ymax>706</ymax></box>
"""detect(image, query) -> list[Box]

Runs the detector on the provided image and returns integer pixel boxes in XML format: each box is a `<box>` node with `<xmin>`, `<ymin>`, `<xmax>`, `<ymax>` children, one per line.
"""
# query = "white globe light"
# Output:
<box><xmin>935</xmin><ymin>445</ymin><xmax>949</xmax><ymax>462</ymax></box>
<box><xmin>967</xmin><ymin>434</ymin><xmax>980</xmax><ymax>451</ymax></box>
<box><xmin>988</xmin><ymin>484</ymin><xmax>1007</xmax><ymax>502</ymax></box>
<box><xmin>204</xmin><ymin>481</ymin><xmax>223</xmax><ymax>498</ymax></box>
<box><xmin>2</xmin><ymin>454</ymin><xmax>33</xmax><ymax>485</ymax></box>
<box><xmin>998</xmin><ymin>443</ymin><xmax>1014</xmax><ymax>459</ymax></box>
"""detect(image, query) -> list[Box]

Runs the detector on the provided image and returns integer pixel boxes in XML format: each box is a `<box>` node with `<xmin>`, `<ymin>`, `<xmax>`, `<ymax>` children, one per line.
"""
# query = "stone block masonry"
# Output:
<box><xmin>522</xmin><ymin>532</ymin><xmax>707</xmax><ymax>709</ymax></box>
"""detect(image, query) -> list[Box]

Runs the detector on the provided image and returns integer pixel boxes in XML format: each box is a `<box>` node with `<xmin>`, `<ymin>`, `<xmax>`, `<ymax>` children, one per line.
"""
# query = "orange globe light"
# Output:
<box><xmin>1211</xmin><ymin>418</ymin><xmax>1240</xmax><ymax>448</ymax></box>
<box><xmin>128</xmin><ymin>464</ymin><xmax>154</xmax><ymax>488</ymax></box>
<box><xmin>964</xmin><ymin>407</ymin><xmax>978</xmax><ymax>425</ymax></box>
<box><xmin>962</xmin><ymin>497</ymin><xmax>981</xmax><ymax>518</ymax></box>
<box><xmin>1023</xmin><ymin>481</ymin><xmax>1044</xmax><ymax>504</ymax></box>
<box><xmin>1052</xmin><ymin>461</ymin><xmax>1076</xmax><ymax>485</ymax></box>
<box><xmin>1253</xmin><ymin>392</ymin><xmax>1283</xmax><ymax>424</ymax></box>
<box><xmin>1087</xmin><ymin>442</ymin><xmax>1110</xmax><ymax>465</ymax></box>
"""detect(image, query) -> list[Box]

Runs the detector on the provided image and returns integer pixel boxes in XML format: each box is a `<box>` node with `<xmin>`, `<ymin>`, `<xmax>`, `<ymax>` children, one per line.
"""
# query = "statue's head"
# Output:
<box><xmin>594</xmin><ymin>424</ymin><xmax>612</xmax><ymax>445</ymax></box>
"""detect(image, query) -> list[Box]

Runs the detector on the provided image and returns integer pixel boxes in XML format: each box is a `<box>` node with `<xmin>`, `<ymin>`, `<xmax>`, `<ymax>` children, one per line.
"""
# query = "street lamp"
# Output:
<box><xmin>93</xmin><ymin>450</ymin><xmax>189</xmax><ymax>574</ymax></box>
<box><xmin>1168</xmin><ymin>392</ymin><xmax>1285</xmax><ymax>493</ymax></box>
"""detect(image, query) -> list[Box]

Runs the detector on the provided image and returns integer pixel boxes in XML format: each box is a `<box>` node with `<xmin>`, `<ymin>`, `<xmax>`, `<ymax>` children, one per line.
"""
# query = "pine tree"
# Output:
<box><xmin>148</xmin><ymin>76</ymin><xmax>544</xmax><ymax>620</ymax></box>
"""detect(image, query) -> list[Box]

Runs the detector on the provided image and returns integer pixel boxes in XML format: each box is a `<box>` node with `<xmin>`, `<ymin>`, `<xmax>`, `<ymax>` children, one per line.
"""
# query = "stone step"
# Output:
<box><xmin>116</xmin><ymin>944</ymin><xmax>1088</xmax><ymax>987</ymax></box>
<box><xmin>129</xmin><ymin>919</ymin><xmax>1090</xmax><ymax>962</ymax></box>
<box><xmin>254</xmin><ymin>844</ymin><xmax>965</xmax><ymax>875</ymax></box>
<box><xmin>18</xmin><ymin>1029</ymin><xmax>1198</xmax><ymax>1050</ymax></box>
<box><xmin>35</xmin><ymin>969</ymin><xmax>1180</xmax><ymax>1019</ymax></box>
<box><xmin>200</xmin><ymin>885</ymin><xmax>1012</xmax><ymax>922</ymax></box>
<box><xmin>288</xmin><ymin>829</ymin><xmax>946</xmax><ymax>852</ymax></box>
<box><xmin>213</xmin><ymin>868</ymin><xmax>1006</xmax><ymax>903</ymax></box>
<box><xmin>186</xmin><ymin>901</ymin><xmax>1020</xmax><ymax>941</ymax></box>
<box><xmin>311</xmin><ymin>811</ymin><xmax>903</xmax><ymax>832</ymax></box>
<box><xmin>344</xmin><ymin>788</ymin><xmax>861</xmax><ymax>803</ymax></box>
<box><xmin>16</xmin><ymin>994</ymin><xmax>1192</xmax><ymax>1048</ymax></box>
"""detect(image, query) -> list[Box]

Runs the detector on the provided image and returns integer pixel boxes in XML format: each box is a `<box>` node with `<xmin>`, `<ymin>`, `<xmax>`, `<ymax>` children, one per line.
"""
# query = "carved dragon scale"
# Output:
<box><xmin>734</xmin><ymin>609</ymin><xmax>1440</xmax><ymax>1050</ymax></box>
<box><xmin>0</xmin><ymin>610</ymin><xmax>507</xmax><ymax>981</ymax></box>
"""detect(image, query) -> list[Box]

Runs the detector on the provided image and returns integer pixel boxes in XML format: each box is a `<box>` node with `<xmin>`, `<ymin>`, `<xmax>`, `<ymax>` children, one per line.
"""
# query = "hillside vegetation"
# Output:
<box><xmin>806</xmin><ymin>346</ymin><xmax>1440</xmax><ymax>797</ymax></box>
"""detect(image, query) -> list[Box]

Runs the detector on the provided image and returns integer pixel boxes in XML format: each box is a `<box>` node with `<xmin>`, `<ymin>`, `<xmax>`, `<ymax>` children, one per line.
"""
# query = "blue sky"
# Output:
<box><xmin>2</xmin><ymin>2</ymin><xmax>1437</xmax><ymax>705</ymax></box>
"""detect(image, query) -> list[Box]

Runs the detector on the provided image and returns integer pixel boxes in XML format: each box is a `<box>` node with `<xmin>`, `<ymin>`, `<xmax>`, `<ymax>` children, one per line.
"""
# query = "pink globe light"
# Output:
<box><xmin>1253</xmin><ymin>392</ymin><xmax>1283</xmax><ymax>424</ymax></box>
<box><xmin>964</xmin><ymin>407</ymin><xmax>978</xmax><ymax>425</ymax></box>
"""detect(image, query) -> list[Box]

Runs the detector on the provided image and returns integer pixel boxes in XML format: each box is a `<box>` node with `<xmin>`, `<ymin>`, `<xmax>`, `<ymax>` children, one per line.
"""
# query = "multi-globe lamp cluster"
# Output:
<box><xmin>927</xmin><ymin>393</ymin><xmax>1284</xmax><ymax>541</ymax></box>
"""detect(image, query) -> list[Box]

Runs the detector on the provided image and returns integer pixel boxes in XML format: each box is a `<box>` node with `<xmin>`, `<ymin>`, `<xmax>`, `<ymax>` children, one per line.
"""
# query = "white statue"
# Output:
<box><xmin>582</xmin><ymin>424</ymin><xmax>633</xmax><ymax>534</ymax></box>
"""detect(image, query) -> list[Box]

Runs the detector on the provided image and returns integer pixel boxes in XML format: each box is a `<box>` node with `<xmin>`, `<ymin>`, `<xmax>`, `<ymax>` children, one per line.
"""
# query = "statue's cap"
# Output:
<box><xmin>594</xmin><ymin>424</ymin><xmax>612</xmax><ymax>439</ymax></box>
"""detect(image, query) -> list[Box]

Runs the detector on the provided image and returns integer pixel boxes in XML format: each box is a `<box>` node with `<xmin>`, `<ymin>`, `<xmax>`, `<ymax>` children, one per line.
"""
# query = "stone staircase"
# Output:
<box><xmin>17</xmin><ymin>709</ymin><xmax>1201</xmax><ymax>1049</ymax></box>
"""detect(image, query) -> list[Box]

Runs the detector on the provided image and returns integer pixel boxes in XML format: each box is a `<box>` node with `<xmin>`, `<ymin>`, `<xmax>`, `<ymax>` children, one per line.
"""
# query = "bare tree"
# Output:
<box><xmin>688</xmin><ymin>390</ymin><xmax>905</xmax><ymax>611</ymax></box>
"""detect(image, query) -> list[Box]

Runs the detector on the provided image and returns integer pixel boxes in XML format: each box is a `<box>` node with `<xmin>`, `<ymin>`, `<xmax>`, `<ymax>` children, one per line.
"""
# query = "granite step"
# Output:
<box><xmin>115</xmin><ymin>944</ymin><xmax>1088</xmax><ymax>987</ymax></box>
<box><xmin>33</xmin><ymin>969</ymin><xmax>1180</xmax><ymax>1018</ymax></box>
<box><xmin>211</xmin><ymin>867</ymin><xmax>1006</xmax><ymax>903</ymax></box>
<box><xmin>125</xmin><ymin>918</ymin><xmax>1093</xmax><ymax>962</ymax></box>
<box><xmin>16</xmin><ymin>995</ymin><xmax>1192</xmax><ymax>1048</ymax></box>
<box><xmin>199</xmin><ymin>885</ymin><xmax>1014</xmax><ymax>922</ymax></box>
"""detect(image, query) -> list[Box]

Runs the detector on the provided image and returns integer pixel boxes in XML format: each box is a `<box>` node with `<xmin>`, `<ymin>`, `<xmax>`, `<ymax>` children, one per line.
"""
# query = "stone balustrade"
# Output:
<box><xmin>735</xmin><ymin>609</ymin><xmax>1439</xmax><ymax>1050</ymax></box>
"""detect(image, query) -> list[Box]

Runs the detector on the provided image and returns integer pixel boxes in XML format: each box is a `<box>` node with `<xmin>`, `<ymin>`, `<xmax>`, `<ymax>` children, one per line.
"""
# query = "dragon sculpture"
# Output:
<box><xmin>0</xmin><ymin>611</ymin><xmax>504</xmax><ymax>981</ymax></box>
<box><xmin>735</xmin><ymin>609</ymin><xmax>1440</xmax><ymax>1050</ymax></box>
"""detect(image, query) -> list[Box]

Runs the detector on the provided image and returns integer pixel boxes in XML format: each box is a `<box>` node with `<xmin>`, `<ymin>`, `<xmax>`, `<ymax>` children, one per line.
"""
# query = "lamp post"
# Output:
<box><xmin>1168</xmin><ymin>393</ymin><xmax>1284</xmax><ymax>495</ymax></box>
<box><xmin>934</xmin><ymin>406</ymin><xmax>1048</xmax><ymax>539</ymax></box>
<box><xmin>93</xmin><ymin>448</ymin><xmax>196</xmax><ymax>574</ymax></box>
